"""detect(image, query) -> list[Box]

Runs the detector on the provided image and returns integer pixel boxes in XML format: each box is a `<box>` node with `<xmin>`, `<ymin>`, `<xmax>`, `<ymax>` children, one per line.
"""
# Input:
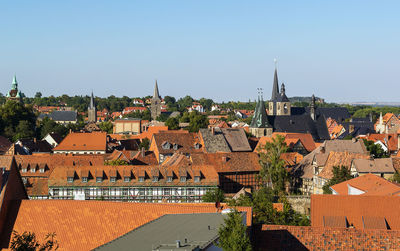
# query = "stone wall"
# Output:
<box><xmin>255</xmin><ymin>225</ymin><xmax>400</xmax><ymax>251</ymax></box>
<box><xmin>286</xmin><ymin>195</ymin><xmax>310</xmax><ymax>215</ymax></box>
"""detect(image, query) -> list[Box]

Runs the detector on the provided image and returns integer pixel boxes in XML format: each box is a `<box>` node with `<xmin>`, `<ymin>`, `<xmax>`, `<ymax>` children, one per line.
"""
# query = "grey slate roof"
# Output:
<box><xmin>221</xmin><ymin>128</ymin><xmax>252</xmax><ymax>152</ymax></box>
<box><xmin>94</xmin><ymin>213</ymin><xmax>228</xmax><ymax>251</ymax></box>
<box><xmin>268</xmin><ymin>113</ymin><xmax>330</xmax><ymax>141</ymax></box>
<box><xmin>199</xmin><ymin>128</ymin><xmax>231</xmax><ymax>153</ymax></box>
<box><xmin>39</xmin><ymin>110</ymin><xmax>77</xmax><ymax>122</ymax></box>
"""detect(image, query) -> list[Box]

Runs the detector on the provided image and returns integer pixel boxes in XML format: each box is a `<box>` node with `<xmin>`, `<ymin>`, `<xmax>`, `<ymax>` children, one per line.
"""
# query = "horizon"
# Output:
<box><xmin>1</xmin><ymin>1</ymin><xmax>399</xmax><ymax>103</ymax></box>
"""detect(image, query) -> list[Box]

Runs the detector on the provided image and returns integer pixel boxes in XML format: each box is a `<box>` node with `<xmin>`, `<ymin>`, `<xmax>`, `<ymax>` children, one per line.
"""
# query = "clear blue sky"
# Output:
<box><xmin>1</xmin><ymin>1</ymin><xmax>399</xmax><ymax>102</ymax></box>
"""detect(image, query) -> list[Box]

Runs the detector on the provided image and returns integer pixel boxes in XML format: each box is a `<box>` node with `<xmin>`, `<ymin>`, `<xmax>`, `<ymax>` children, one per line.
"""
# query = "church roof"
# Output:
<box><xmin>89</xmin><ymin>91</ymin><xmax>95</xmax><ymax>109</ymax></box>
<box><xmin>250</xmin><ymin>96</ymin><xmax>271</xmax><ymax>128</ymax></box>
<box><xmin>270</xmin><ymin>68</ymin><xmax>280</xmax><ymax>101</ymax></box>
<box><xmin>153</xmin><ymin>80</ymin><xmax>161</xmax><ymax>99</ymax></box>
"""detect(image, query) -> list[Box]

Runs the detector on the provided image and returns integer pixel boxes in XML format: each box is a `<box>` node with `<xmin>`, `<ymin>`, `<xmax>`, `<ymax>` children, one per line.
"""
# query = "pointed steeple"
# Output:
<box><xmin>90</xmin><ymin>91</ymin><xmax>95</xmax><ymax>109</ymax></box>
<box><xmin>12</xmin><ymin>75</ymin><xmax>18</xmax><ymax>90</ymax></box>
<box><xmin>250</xmin><ymin>91</ymin><xmax>271</xmax><ymax>128</ymax></box>
<box><xmin>271</xmin><ymin>66</ymin><xmax>279</xmax><ymax>101</ymax></box>
<box><xmin>153</xmin><ymin>80</ymin><xmax>160</xmax><ymax>99</ymax></box>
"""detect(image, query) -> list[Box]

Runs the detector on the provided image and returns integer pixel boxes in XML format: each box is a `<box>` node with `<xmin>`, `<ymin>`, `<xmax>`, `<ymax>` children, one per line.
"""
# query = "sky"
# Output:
<box><xmin>0</xmin><ymin>1</ymin><xmax>399</xmax><ymax>103</ymax></box>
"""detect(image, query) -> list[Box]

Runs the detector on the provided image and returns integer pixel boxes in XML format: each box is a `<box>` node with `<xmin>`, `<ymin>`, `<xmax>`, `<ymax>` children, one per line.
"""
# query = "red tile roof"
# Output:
<box><xmin>330</xmin><ymin>173</ymin><xmax>400</xmax><ymax>196</ymax></box>
<box><xmin>311</xmin><ymin>195</ymin><xmax>400</xmax><ymax>230</ymax></box>
<box><xmin>255</xmin><ymin>133</ymin><xmax>316</xmax><ymax>153</ymax></box>
<box><xmin>8</xmin><ymin>201</ymin><xmax>252</xmax><ymax>250</ymax></box>
<box><xmin>54</xmin><ymin>132</ymin><xmax>107</xmax><ymax>152</ymax></box>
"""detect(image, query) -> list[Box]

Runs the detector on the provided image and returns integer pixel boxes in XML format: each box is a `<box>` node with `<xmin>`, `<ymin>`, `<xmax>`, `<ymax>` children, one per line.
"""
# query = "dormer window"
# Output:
<box><xmin>82</xmin><ymin>177</ymin><xmax>88</xmax><ymax>183</ymax></box>
<box><xmin>30</xmin><ymin>167</ymin><xmax>36</xmax><ymax>173</ymax></box>
<box><xmin>151</xmin><ymin>169</ymin><xmax>159</xmax><ymax>182</ymax></box>
<box><xmin>173</xmin><ymin>144</ymin><xmax>179</xmax><ymax>150</ymax></box>
<box><xmin>110</xmin><ymin>177</ymin><xmax>116</xmax><ymax>183</ymax></box>
<box><xmin>67</xmin><ymin>170</ymin><xmax>75</xmax><ymax>183</ymax></box>
<box><xmin>152</xmin><ymin>176</ymin><xmax>159</xmax><ymax>182</ymax></box>
<box><xmin>96</xmin><ymin>177</ymin><xmax>103</xmax><ymax>183</ymax></box>
<box><xmin>139</xmin><ymin>177</ymin><xmax>144</xmax><ymax>182</ymax></box>
<box><xmin>179</xmin><ymin>169</ymin><xmax>187</xmax><ymax>182</ymax></box>
<box><xmin>67</xmin><ymin>177</ymin><xmax>74</xmax><ymax>183</ymax></box>
<box><xmin>180</xmin><ymin>176</ymin><xmax>187</xmax><ymax>182</ymax></box>
<box><xmin>21</xmin><ymin>164</ymin><xmax>28</xmax><ymax>173</ymax></box>
<box><xmin>95</xmin><ymin>170</ymin><xmax>103</xmax><ymax>183</ymax></box>
<box><xmin>194</xmin><ymin>170</ymin><xmax>201</xmax><ymax>183</ymax></box>
<box><xmin>138</xmin><ymin>170</ymin><xmax>145</xmax><ymax>182</ymax></box>
<box><xmin>194</xmin><ymin>143</ymin><xmax>201</xmax><ymax>149</ymax></box>
<box><xmin>109</xmin><ymin>170</ymin><xmax>117</xmax><ymax>183</ymax></box>
<box><xmin>162</xmin><ymin>141</ymin><xmax>171</xmax><ymax>150</ymax></box>
<box><xmin>167</xmin><ymin>176</ymin><xmax>173</xmax><ymax>182</ymax></box>
<box><xmin>124</xmin><ymin>177</ymin><xmax>131</xmax><ymax>182</ymax></box>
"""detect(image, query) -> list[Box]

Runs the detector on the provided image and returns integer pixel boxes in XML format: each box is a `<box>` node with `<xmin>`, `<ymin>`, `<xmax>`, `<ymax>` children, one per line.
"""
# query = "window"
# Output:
<box><xmin>162</xmin><ymin>142</ymin><xmax>171</xmax><ymax>149</ymax></box>
<box><xmin>152</xmin><ymin>176</ymin><xmax>158</xmax><ymax>182</ymax></box>
<box><xmin>194</xmin><ymin>143</ymin><xmax>200</xmax><ymax>149</ymax></box>
<box><xmin>82</xmin><ymin>177</ymin><xmax>88</xmax><ymax>183</ymax></box>
<box><xmin>180</xmin><ymin>176</ymin><xmax>187</xmax><ymax>182</ymax></box>
<box><xmin>124</xmin><ymin>177</ymin><xmax>131</xmax><ymax>182</ymax></box>
<box><xmin>22</xmin><ymin>168</ymin><xmax>27</xmax><ymax>173</ymax></box>
<box><xmin>67</xmin><ymin>177</ymin><xmax>74</xmax><ymax>183</ymax></box>
<box><xmin>167</xmin><ymin>176</ymin><xmax>173</xmax><ymax>182</ymax></box>
<box><xmin>39</xmin><ymin>168</ymin><xmax>45</xmax><ymax>173</ymax></box>
<box><xmin>110</xmin><ymin>177</ymin><xmax>116</xmax><ymax>183</ymax></box>
<box><xmin>194</xmin><ymin>176</ymin><xmax>200</xmax><ymax>183</ymax></box>
<box><xmin>139</xmin><ymin>177</ymin><xmax>144</xmax><ymax>182</ymax></box>
<box><xmin>30</xmin><ymin>168</ymin><xmax>36</xmax><ymax>173</ymax></box>
<box><xmin>173</xmin><ymin>144</ymin><xmax>179</xmax><ymax>150</ymax></box>
<box><xmin>96</xmin><ymin>177</ymin><xmax>102</xmax><ymax>183</ymax></box>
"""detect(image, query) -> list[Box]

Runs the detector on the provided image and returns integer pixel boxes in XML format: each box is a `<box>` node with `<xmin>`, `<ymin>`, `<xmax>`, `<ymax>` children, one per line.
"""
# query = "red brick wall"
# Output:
<box><xmin>255</xmin><ymin>225</ymin><xmax>400</xmax><ymax>251</ymax></box>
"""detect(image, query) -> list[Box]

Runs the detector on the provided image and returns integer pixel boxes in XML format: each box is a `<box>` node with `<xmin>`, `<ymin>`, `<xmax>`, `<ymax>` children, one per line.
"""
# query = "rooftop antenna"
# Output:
<box><xmin>274</xmin><ymin>58</ymin><xmax>278</xmax><ymax>68</ymax></box>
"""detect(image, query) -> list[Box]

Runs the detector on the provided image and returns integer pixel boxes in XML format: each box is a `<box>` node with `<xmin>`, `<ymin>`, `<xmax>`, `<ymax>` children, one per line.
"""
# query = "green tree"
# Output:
<box><xmin>165</xmin><ymin>117</ymin><xmax>180</xmax><ymax>130</ymax></box>
<box><xmin>99</xmin><ymin>121</ymin><xmax>113</xmax><ymax>134</ymax></box>
<box><xmin>139</xmin><ymin>138</ymin><xmax>150</xmax><ymax>150</ymax></box>
<box><xmin>104</xmin><ymin>159</ymin><xmax>129</xmax><ymax>165</ymax></box>
<box><xmin>363</xmin><ymin>139</ymin><xmax>389</xmax><ymax>158</ymax></box>
<box><xmin>188</xmin><ymin>112</ymin><xmax>208</xmax><ymax>132</ymax></box>
<box><xmin>0</xmin><ymin>101</ymin><xmax>36</xmax><ymax>141</ymax></box>
<box><xmin>202</xmin><ymin>188</ymin><xmax>225</xmax><ymax>203</ymax></box>
<box><xmin>199</xmin><ymin>98</ymin><xmax>213</xmax><ymax>111</ymax></box>
<box><xmin>156</xmin><ymin>113</ymin><xmax>169</xmax><ymax>122</ymax></box>
<box><xmin>10</xmin><ymin>231</ymin><xmax>59</xmax><ymax>251</ymax></box>
<box><xmin>322</xmin><ymin>166</ymin><xmax>353</xmax><ymax>194</ymax></box>
<box><xmin>38</xmin><ymin>117</ymin><xmax>68</xmax><ymax>139</ymax></box>
<box><xmin>217</xmin><ymin>210</ymin><xmax>252</xmax><ymax>251</ymax></box>
<box><xmin>258</xmin><ymin>135</ymin><xmax>288</xmax><ymax>193</ymax></box>
<box><xmin>14</xmin><ymin>120</ymin><xmax>35</xmax><ymax>141</ymax></box>
<box><xmin>390</xmin><ymin>171</ymin><xmax>400</xmax><ymax>184</ymax></box>
<box><xmin>177</xmin><ymin>95</ymin><xmax>194</xmax><ymax>111</ymax></box>
<box><xmin>34</xmin><ymin>92</ymin><xmax>42</xmax><ymax>99</ymax></box>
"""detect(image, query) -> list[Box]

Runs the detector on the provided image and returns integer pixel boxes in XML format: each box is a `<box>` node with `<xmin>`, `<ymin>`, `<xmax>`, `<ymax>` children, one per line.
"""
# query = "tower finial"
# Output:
<box><xmin>274</xmin><ymin>58</ymin><xmax>277</xmax><ymax>68</ymax></box>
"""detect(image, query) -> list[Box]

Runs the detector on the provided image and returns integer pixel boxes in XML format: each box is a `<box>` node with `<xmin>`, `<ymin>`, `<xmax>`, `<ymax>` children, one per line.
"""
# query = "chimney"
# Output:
<box><xmin>141</xmin><ymin>147</ymin><xmax>145</xmax><ymax>157</ymax></box>
<box><xmin>320</xmin><ymin>146</ymin><xmax>325</xmax><ymax>154</ymax></box>
<box><xmin>69</xmin><ymin>128</ymin><xmax>72</xmax><ymax>134</ymax></box>
<box><xmin>33</xmin><ymin>138</ymin><xmax>37</xmax><ymax>144</ymax></box>
<box><xmin>211</xmin><ymin>127</ymin><xmax>215</xmax><ymax>135</ymax></box>
<box><xmin>176</xmin><ymin>240</ymin><xmax>181</xmax><ymax>248</ymax></box>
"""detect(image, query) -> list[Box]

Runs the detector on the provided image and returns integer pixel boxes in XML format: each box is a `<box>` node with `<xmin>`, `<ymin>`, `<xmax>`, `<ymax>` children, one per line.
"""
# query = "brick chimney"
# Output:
<box><xmin>141</xmin><ymin>147</ymin><xmax>145</xmax><ymax>157</ymax></box>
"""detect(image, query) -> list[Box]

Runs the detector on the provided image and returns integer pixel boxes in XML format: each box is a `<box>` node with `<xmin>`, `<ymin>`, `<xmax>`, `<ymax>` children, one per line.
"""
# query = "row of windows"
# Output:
<box><xmin>67</xmin><ymin>175</ymin><xmax>199</xmax><ymax>183</ymax></box>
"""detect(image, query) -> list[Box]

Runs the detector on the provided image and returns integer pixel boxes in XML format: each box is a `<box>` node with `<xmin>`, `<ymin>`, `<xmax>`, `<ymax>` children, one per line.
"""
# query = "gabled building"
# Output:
<box><xmin>350</xmin><ymin>158</ymin><xmax>395</xmax><ymax>179</ymax></box>
<box><xmin>199</xmin><ymin>128</ymin><xmax>252</xmax><ymax>153</ymax></box>
<box><xmin>375</xmin><ymin>112</ymin><xmax>400</xmax><ymax>134</ymax></box>
<box><xmin>330</xmin><ymin>173</ymin><xmax>400</xmax><ymax>195</ymax></box>
<box><xmin>150</xmin><ymin>131</ymin><xmax>203</xmax><ymax>163</ymax></box>
<box><xmin>53</xmin><ymin>131</ymin><xmax>107</xmax><ymax>154</ymax></box>
<box><xmin>38</xmin><ymin>110</ymin><xmax>78</xmax><ymax>125</ymax></box>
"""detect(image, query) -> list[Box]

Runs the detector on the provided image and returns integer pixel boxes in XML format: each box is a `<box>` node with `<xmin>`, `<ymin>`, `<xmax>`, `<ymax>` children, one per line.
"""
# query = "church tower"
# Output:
<box><xmin>88</xmin><ymin>91</ymin><xmax>97</xmax><ymax>123</ymax></box>
<box><xmin>250</xmin><ymin>90</ymin><xmax>273</xmax><ymax>137</ymax></box>
<box><xmin>150</xmin><ymin>80</ymin><xmax>162</xmax><ymax>120</ymax></box>
<box><xmin>268</xmin><ymin>63</ymin><xmax>291</xmax><ymax>116</ymax></box>
<box><xmin>6</xmin><ymin>75</ymin><xmax>23</xmax><ymax>102</ymax></box>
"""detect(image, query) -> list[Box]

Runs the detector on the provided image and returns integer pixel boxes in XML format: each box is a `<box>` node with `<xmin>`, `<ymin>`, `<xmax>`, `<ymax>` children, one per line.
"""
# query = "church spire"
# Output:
<box><xmin>271</xmin><ymin>60</ymin><xmax>279</xmax><ymax>101</ymax></box>
<box><xmin>12</xmin><ymin>74</ymin><xmax>18</xmax><ymax>90</ymax></box>
<box><xmin>90</xmin><ymin>91</ymin><xmax>95</xmax><ymax>109</ymax></box>
<box><xmin>153</xmin><ymin>79</ymin><xmax>160</xmax><ymax>99</ymax></box>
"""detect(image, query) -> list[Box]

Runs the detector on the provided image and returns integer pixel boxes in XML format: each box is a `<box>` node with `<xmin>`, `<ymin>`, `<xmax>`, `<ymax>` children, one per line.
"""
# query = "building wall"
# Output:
<box><xmin>286</xmin><ymin>195</ymin><xmax>311</xmax><ymax>216</ymax></box>
<box><xmin>276</xmin><ymin>102</ymin><xmax>291</xmax><ymax>116</ymax></box>
<box><xmin>49</xmin><ymin>186</ymin><xmax>213</xmax><ymax>203</ymax></box>
<box><xmin>256</xmin><ymin>225</ymin><xmax>400</xmax><ymax>251</ymax></box>
<box><xmin>114</xmin><ymin>121</ymin><xmax>141</xmax><ymax>134</ymax></box>
<box><xmin>53</xmin><ymin>150</ymin><xmax>106</xmax><ymax>154</ymax></box>
<box><xmin>250</xmin><ymin>127</ymin><xmax>273</xmax><ymax>138</ymax></box>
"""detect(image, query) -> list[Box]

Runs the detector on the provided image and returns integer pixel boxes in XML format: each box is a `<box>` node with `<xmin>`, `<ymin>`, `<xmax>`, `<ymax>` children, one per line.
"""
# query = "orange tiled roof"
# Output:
<box><xmin>311</xmin><ymin>195</ymin><xmax>400</xmax><ymax>230</ymax></box>
<box><xmin>256</xmin><ymin>132</ymin><xmax>317</xmax><ymax>153</ymax></box>
<box><xmin>317</xmin><ymin>151</ymin><xmax>370</xmax><ymax>179</ymax></box>
<box><xmin>361</xmin><ymin>133</ymin><xmax>398</xmax><ymax>152</ymax></box>
<box><xmin>330</xmin><ymin>173</ymin><xmax>400</xmax><ymax>196</ymax></box>
<box><xmin>9</xmin><ymin>200</ymin><xmax>252</xmax><ymax>250</ymax></box>
<box><xmin>280</xmin><ymin>152</ymin><xmax>303</xmax><ymax>166</ymax></box>
<box><xmin>151</xmin><ymin>132</ymin><xmax>203</xmax><ymax>155</ymax></box>
<box><xmin>54</xmin><ymin>132</ymin><xmax>107</xmax><ymax>151</ymax></box>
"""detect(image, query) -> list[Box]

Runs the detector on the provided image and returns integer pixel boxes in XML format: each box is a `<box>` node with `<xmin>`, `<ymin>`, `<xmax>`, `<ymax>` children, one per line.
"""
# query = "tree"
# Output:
<box><xmin>14</xmin><ymin>120</ymin><xmax>35</xmax><ymax>141</ymax></box>
<box><xmin>165</xmin><ymin>117</ymin><xmax>180</xmax><ymax>130</ymax></box>
<box><xmin>139</xmin><ymin>138</ymin><xmax>150</xmax><ymax>150</ymax></box>
<box><xmin>199</xmin><ymin>98</ymin><xmax>213</xmax><ymax>111</ymax></box>
<box><xmin>99</xmin><ymin>121</ymin><xmax>113</xmax><ymax>134</ymax></box>
<box><xmin>156</xmin><ymin>113</ymin><xmax>169</xmax><ymax>122</ymax></box>
<box><xmin>202</xmin><ymin>188</ymin><xmax>225</xmax><ymax>203</ymax></box>
<box><xmin>258</xmin><ymin>135</ymin><xmax>288</xmax><ymax>193</ymax></box>
<box><xmin>363</xmin><ymin>139</ymin><xmax>389</xmax><ymax>158</ymax></box>
<box><xmin>217</xmin><ymin>210</ymin><xmax>252</xmax><ymax>251</ymax></box>
<box><xmin>34</xmin><ymin>92</ymin><xmax>42</xmax><ymax>99</ymax></box>
<box><xmin>0</xmin><ymin>101</ymin><xmax>37</xmax><ymax>141</ymax></box>
<box><xmin>10</xmin><ymin>231</ymin><xmax>59</xmax><ymax>251</ymax></box>
<box><xmin>322</xmin><ymin>166</ymin><xmax>353</xmax><ymax>194</ymax></box>
<box><xmin>104</xmin><ymin>159</ymin><xmax>129</xmax><ymax>165</ymax></box>
<box><xmin>177</xmin><ymin>95</ymin><xmax>194</xmax><ymax>111</ymax></box>
<box><xmin>188</xmin><ymin>112</ymin><xmax>208</xmax><ymax>132</ymax></box>
<box><xmin>37</xmin><ymin>117</ymin><xmax>68</xmax><ymax>139</ymax></box>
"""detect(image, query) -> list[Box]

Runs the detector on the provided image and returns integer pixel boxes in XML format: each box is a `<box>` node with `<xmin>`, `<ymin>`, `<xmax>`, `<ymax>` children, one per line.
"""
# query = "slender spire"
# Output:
<box><xmin>271</xmin><ymin>62</ymin><xmax>279</xmax><ymax>101</ymax></box>
<box><xmin>90</xmin><ymin>91</ymin><xmax>95</xmax><ymax>109</ymax></box>
<box><xmin>153</xmin><ymin>79</ymin><xmax>160</xmax><ymax>99</ymax></box>
<box><xmin>250</xmin><ymin>89</ymin><xmax>271</xmax><ymax>128</ymax></box>
<box><xmin>12</xmin><ymin>74</ymin><xmax>18</xmax><ymax>90</ymax></box>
